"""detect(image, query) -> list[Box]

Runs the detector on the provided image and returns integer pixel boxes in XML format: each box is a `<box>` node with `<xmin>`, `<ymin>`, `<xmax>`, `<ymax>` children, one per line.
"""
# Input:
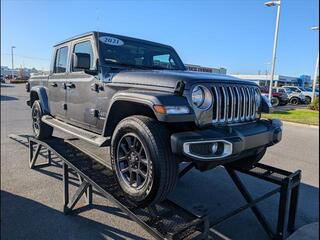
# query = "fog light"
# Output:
<box><xmin>211</xmin><ymin>143</ymin><xmax>218</xmax><ymax>154</ymax></box>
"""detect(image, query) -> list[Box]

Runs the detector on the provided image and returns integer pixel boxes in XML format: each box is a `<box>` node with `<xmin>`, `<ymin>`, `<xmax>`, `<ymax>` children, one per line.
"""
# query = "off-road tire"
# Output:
<box><xmin>111</xmin><ymin>115</ymin><xmax>178</xmax><ymax>207</ymax></box>
<box><xmin>226</xmin><ymin>147</ymin><xmax>267</xmax><ymax>170</ymax></box>
<box><xmin>31</xmin><ymin>100</ymin><xmax>53</xmax><ymax>139</ymax></box>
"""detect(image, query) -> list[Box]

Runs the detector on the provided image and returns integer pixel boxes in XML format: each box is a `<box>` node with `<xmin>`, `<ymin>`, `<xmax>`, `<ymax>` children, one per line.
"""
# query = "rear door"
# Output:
<box><xmin>47</xmin><ymin>45</ymin><xmax>69</xmax><ymax>120</ymax></box>
<box><xmin>65</xmin><ymin>37</ymin><xmax>100</xmax><ymax>132</ymax></box>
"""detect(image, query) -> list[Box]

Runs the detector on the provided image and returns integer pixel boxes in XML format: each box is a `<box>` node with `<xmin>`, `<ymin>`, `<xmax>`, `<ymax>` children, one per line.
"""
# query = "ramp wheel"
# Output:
<box><xmin>31</xmin><ymin>100</ymin><xmax>53</xmax><ymax>139</ymax></box>
<box><xmin>111</xmin><ymin>115</ymin><xmax>178</xmax><ymax>207</ymax></box>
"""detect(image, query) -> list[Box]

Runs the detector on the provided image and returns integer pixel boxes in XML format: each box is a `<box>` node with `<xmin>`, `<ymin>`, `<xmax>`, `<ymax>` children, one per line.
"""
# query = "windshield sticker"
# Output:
<box><xmin>99</xmin><ymin>36</ymin><xmax>124</xmax><ymax>46</ymax></box>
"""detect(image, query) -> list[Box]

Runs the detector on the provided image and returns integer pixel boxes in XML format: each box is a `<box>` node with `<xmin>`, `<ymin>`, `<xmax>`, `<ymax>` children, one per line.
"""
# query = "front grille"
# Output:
<box><xmin>211</xmin><ymin>85</ymin><xmax>260</xmax><ymax>124</ymax></box>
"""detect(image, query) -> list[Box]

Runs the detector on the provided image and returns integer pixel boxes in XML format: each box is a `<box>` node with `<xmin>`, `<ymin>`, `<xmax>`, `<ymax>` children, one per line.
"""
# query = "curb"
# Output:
<box><xmin>282</xmin><ymin>121</ymin><xmax>319</xmax><ymax>129</ymax></box>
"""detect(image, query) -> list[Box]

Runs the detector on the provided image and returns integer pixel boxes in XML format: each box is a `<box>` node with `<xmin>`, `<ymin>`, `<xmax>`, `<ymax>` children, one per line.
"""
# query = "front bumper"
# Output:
<box><xmin>171</xmin><ymin>119</ymin><xmax>282</xmax><ymax>163</ymax></box>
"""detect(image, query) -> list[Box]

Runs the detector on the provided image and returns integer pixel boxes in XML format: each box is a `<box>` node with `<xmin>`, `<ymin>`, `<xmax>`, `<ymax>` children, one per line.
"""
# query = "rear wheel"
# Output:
<box><xmin>31</xmin><ymin>100</ymin><xmax>53</xmax><ymax>139</ymax></box>
<box><xmin>271</xmin><ymin>97</ymin><xmax>280</xmax><ymax>107</ymax></box>
<box><xmin>305</xmin><ymin>96</ymin><xmax>311</xmax><ymax>104</ymax></box>
<box><xmin>111</xmin><ymin>115</ymin><xmax>178</xmax><ymax>207</ymax></box>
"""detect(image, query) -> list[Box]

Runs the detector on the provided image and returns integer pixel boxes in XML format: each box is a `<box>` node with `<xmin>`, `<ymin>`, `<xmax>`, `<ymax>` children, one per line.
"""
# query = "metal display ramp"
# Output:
<box><xmin>9</xmin><ymin>134</ymin><xmax>301</xmax><ymax>240</ymax></box>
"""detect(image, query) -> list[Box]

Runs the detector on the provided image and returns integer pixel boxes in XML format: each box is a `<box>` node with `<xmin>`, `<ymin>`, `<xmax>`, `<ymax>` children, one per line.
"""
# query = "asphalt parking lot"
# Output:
<box><xmin>1</xmin><ymin>83</ymin><xmax>319</xmax><ymax>240</ymax></box>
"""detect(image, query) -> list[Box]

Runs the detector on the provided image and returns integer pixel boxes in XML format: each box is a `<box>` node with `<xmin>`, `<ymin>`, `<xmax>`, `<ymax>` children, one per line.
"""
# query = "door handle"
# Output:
<box><xmin>66</xmin><ymin>83</ymin><xmax>76</xmax><ymax>89</ymax></box>
<box><xmin>50</xmin><ymin>83</ymin><xmax>58</xmax><ymax>87</ymax></box>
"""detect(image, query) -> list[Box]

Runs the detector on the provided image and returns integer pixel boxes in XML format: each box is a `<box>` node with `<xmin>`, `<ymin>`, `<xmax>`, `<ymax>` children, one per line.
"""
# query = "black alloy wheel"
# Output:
<box><xmin>116</xmin><ymin>133</ymin><xmax>150</xmax><ymax>191</ymax></box>
<box><xmin>111</xmin><ymin>115</ymin><xmax>178</xmax><ymax>207</ymax></box>
<box><xmin>31</xmin><ymin>100</ymin><xmax>53</xmax><ymax>139</ymax></box>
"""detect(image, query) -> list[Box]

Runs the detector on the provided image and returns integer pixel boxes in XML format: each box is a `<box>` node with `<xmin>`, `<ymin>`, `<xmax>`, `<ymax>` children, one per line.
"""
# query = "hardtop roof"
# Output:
<box><xmin>53</xmin><ymin>31</ymin><xmax>173</xmax><ymax>49</ymax></box>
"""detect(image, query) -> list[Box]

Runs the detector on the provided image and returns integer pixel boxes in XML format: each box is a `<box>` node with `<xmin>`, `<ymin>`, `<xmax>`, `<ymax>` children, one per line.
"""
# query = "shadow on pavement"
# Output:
<box><xmin>170</xmin><ymin>167</ymin><xmax>319</xmax><ymax>240</ymax></box>
<box><xmin>1</xmin><ymin>190</ymin><xmax>147</xmax><ymax>240</ymax></box>
<box><xmin>1</xmin><ymin>95</ymin><xmax>18</xmax><ymax>101</ymax></box>
<box><xmin>6</xmin><ymin>134</ymin><xmax>319</xmax><ymax>239</ymax></box>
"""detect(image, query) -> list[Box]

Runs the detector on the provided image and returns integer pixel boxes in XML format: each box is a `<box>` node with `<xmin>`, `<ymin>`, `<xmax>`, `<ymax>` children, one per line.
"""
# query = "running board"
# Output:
<box><xmin>42</xmin><ymin>115</ymin><xmax>109</xmax><ymax>147</ymax></box>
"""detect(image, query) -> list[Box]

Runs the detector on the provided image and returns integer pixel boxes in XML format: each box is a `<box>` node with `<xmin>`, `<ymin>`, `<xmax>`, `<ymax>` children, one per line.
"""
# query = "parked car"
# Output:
<box><xmin>273</xmin><ymin>87</ymin><xmax>305</xmax><ymax>105</ymax></box>
<box><xmin>283</xmin><ymin>86</ymin><xmax>318</xmax><ymax>104</ymax></box>
<box><xmin>260</xmin><ymin>86</ymin><xmax>289</xmax><ymax>107</ymax></box>
<box><xmin>0</xmin><ymin>74</ymin><xmax>5</xmax><ymax>83</ymax></box>
<box><xmin>27</xmin><ymin>32</ymin><xmax>282</xmax><ymax>206</ymax></box>
<box><xmin>304</xmin><ymin>87</ymin><xmax>319</xmax><ymax>93</ymax></box>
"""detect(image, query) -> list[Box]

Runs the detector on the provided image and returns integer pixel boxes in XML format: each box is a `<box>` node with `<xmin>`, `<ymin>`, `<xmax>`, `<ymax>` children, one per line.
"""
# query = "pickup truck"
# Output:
<box><xmin>27</xmin><ymin>31</ymin><xmax>282</xmax><ymax>206</ymax></box>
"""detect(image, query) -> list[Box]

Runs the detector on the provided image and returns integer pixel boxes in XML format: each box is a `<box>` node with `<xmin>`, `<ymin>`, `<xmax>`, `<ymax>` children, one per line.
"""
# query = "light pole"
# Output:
<box><xmin>311</xmin><ymin>26</ymin><xmax>319</xmax><ymax>102</ymax></box>
<box><xmin>265</xmin><ymin>0</ymin><xmax>281</xmax><ymax>101</ymax></box>
<box><xmin>11</xmin><ymin>46</ymin><xmax>16</xmax><ymax>79</ymax></box>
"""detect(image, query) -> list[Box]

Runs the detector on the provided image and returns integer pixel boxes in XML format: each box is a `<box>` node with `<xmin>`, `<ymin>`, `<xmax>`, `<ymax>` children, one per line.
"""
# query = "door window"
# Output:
<box><xmin>54</xmin><ymin>46</ymin><xmax>68</xmax><ymax>73</ymax></box>
<box><xmin>72</xmin><ymin>40</ymin><xmax>94</xmax><ymax>71</ymax></box>
<box><xmin>153</xmin><ymin>53</ymin><xmax>177</xmax><ymax>69</ymax></box>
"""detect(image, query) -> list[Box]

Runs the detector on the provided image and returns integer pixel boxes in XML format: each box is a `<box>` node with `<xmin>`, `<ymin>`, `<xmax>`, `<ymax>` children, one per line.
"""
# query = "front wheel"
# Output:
<box><xmin>111</xmin><ymin>115</ymin><xmax>178</xmax><ymax>207</ymax></box>
<box><xmin>289</xmin><ymin>97</ymin><xmax>299</xmax><ymax>105</ymax></box>
<box><xmin>31</xmin><ymin>100</ymin><xmax>53</xmax><ymax>139</ymax></box>
<box><xmin>271</xmin><ymin>97</ymin><xmax>280</xmax><ymax>107</ymax></box>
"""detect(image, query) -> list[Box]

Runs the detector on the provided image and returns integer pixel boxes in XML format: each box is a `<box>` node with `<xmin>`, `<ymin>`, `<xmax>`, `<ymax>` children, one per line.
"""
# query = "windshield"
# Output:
<box><xmin>98</xmin><ymin>34</ymin><xmax>185</xmax><ymax>70</ymax></box>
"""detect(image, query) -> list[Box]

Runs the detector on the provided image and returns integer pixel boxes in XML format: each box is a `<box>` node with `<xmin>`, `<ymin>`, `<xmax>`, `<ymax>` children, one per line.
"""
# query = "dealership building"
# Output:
<box><xmin>231</xmin><ymin>74</ymin><xmax>312</xmax><ymax>87</ymax></box>
<box><xmin>185</xmin><ymin>64</ymin><xmax>227</xmax><ymax>74</ymax></box>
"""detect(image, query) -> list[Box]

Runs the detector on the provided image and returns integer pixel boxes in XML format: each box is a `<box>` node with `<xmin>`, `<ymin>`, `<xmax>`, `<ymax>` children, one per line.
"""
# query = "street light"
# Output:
<box><xmin>265</xmin><ymin>0</ymin><xmax>281</xmax><ymax>101</ymax></box>
<box><xmin>311</xmin><ymin>26</ymin><xmax>319</xmax><ymax>102</ymax></box>
<box><xmin>11</xmin><ymin>46</ymin><xmax>16</xmax><ymax>79</ymax></box>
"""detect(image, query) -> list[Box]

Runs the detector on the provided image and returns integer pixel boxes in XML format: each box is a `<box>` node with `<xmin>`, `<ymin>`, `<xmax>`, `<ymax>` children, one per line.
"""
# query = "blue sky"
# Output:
<box><xmin>1</xmin><ymin>0</ymin><xmax>319</xmax><ymax>76</ymax></box>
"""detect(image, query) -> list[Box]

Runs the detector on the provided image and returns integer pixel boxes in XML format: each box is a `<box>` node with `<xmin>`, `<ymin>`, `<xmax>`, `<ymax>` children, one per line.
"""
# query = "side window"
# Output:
<box><xmin>72</xmin><ymin>40</ymin><xmax>94</xmax><ymax>71</ymax></box>
<box><xmin>153</xmin><ymin>53</ymin><xmax>176</xmax><ymax>69</ymax></box>
<box><xmin>54</xmin><ymin>47</ymin><xmax>68</xmax><ymax>73</ymax></box>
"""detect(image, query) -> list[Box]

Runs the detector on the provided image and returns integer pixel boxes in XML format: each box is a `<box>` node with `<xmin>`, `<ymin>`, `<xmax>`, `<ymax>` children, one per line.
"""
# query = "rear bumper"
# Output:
<box><xmin>171</xmin><ymin>119</ymin><xmax>282</xmax><ymax>163</ymax></box>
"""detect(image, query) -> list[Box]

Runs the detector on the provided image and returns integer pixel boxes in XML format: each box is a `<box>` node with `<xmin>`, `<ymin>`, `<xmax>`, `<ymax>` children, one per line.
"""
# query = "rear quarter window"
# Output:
<box><xmin>54</xmin><ymin>47</ymin><xmax>68</xmax><ymax>73</ymax></box>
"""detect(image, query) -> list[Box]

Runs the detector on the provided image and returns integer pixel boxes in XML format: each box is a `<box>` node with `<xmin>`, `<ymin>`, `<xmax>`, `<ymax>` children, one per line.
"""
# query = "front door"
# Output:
<box><xmin>47</xmin><ymin>45</ymin><xmax>69</xmax><ymax>120</ymax></box>
<box><xmin>66</xmin><ymin>38</ymin><xmax>99</xmax><ymax>132</ymax></box>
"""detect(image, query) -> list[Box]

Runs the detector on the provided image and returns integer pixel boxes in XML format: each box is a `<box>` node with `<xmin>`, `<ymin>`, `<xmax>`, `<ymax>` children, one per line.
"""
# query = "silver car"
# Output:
<box><xmin>274</xmin><ymin>87</ymin><xmax>305</xmax><ymax>105</ymax></box>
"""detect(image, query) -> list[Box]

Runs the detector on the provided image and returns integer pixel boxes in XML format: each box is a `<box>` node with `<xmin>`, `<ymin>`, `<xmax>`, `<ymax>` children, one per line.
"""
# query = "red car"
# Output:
<box><xmin>260</xmin><ymin>87</ymin><xmax>289</xmax><ymax>106</ymax></box>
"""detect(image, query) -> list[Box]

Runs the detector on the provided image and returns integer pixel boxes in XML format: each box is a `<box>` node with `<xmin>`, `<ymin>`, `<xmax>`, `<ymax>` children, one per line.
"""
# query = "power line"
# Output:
<box><xmin>1</xmin><ymin>53</ymin><xmax>50</xmax><ymax>61</ymax></box>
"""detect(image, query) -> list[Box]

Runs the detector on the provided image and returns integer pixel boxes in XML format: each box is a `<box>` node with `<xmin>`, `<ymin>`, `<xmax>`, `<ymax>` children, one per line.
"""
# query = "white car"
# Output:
<box><xmin>283</xmin><ymin>86</ymin><xmax>318</xmax><ymax>104</ymax></box>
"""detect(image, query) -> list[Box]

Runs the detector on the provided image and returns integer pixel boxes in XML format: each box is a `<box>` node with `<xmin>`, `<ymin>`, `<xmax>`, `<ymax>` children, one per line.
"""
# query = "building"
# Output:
<box><xmin>231</xmin><ymin>74</ymin><xmax>312</xmax><ymax>87</ymax></box>
<box><xmin>185</xmin><ymin>64</ymin><xmax>227</xmax><ymax>74</ymax></box>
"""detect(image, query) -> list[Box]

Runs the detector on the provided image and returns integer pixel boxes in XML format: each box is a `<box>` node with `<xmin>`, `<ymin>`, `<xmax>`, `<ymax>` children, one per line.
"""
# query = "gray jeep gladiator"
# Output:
<box><xmin>27</xmin><ymin>31</ymin><xmax>282</xmax><ymax>206</ymax></box>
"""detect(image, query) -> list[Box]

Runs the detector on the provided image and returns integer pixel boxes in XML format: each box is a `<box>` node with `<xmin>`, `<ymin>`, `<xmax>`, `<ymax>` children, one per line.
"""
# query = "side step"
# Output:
<box><xmin>42</xmin><ymin>115</ymin><xmax>109</xmax><ymax>147</ymax></box>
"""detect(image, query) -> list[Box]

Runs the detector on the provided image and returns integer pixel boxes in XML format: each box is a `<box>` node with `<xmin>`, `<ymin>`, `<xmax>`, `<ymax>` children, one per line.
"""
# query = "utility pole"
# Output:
<box><xmin>11</xmin><ymin>46</ymin><xmax>16</xmax><ymax>79</ymax></box>
<box><xmin>311</xmin><ymin>26</ymin><xmax>319</xmax><ymax>101</ymax></box>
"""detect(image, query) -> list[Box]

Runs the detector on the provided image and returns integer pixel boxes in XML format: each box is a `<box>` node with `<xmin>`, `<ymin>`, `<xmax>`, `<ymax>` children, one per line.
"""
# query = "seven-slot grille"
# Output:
<box><xmin>211</xmin><ymin>85</ymin><xmax>260</xmax><ymax>124</ymax></box>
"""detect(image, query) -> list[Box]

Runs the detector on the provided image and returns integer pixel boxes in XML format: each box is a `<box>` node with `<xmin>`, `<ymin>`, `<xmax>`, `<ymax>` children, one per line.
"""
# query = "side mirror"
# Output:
<box><xmin>73</xmin><ymin>53</ymin><xmax>90</xmax><ymax>70</ymax></box>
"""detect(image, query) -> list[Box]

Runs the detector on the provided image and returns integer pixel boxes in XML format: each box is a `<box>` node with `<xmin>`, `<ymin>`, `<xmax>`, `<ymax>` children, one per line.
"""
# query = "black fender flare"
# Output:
<box><xmin>30</xmin><ymin>86</ymin><xmax>50</xmax><ymax>114</ymax></box>
<box><xmin>102</xmin><ymin>91</ymin><xmax>194</xmax><ymax>137</ymax></box>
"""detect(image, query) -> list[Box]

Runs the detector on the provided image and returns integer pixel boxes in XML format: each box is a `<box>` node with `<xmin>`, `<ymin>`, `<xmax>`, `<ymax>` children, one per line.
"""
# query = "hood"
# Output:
<box><xmin>109</xmin><ymin>70</ymin><xmax>257</xmax><ymax>90</ymax></box>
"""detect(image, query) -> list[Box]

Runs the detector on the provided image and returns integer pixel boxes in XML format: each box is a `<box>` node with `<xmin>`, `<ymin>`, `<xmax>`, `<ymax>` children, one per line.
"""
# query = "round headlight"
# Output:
<box><xmin>191</xmin><ymin>85</ymin><xmax>213</xmax><ymax>109</ymax></box>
